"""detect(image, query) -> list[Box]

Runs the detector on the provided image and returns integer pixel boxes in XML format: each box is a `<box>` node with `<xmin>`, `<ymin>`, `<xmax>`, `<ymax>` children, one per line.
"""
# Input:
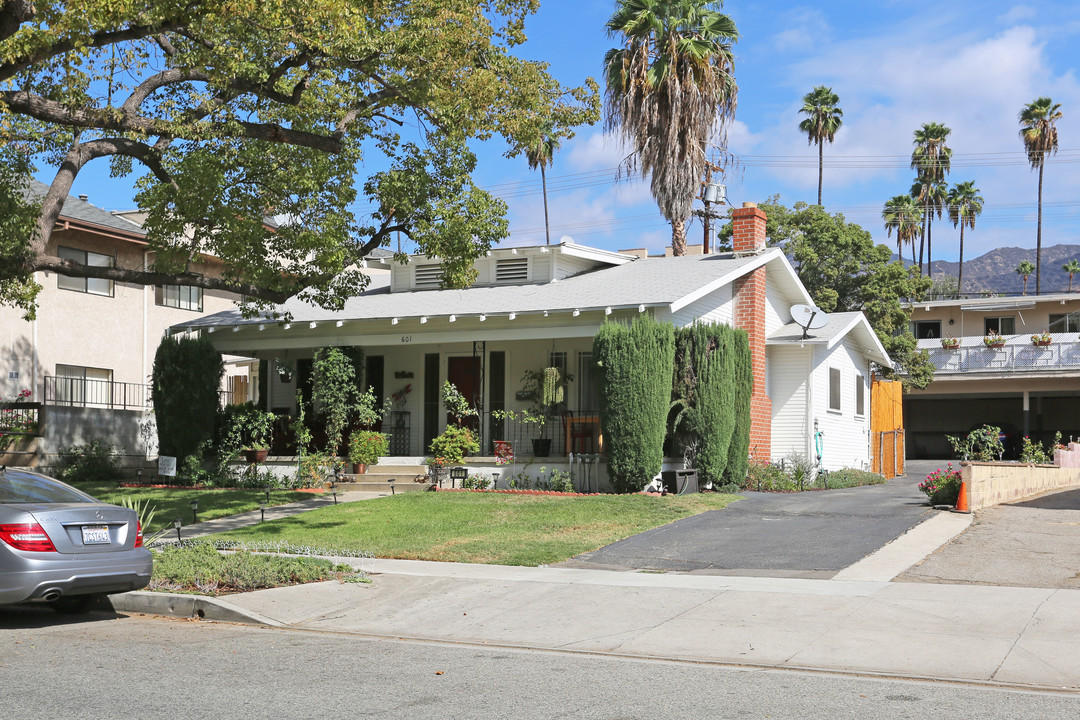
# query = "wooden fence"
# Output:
<box><xmin>871</xmin><ymin>377</ymin><xmax>905</xmax><ymax>479</ymax></box>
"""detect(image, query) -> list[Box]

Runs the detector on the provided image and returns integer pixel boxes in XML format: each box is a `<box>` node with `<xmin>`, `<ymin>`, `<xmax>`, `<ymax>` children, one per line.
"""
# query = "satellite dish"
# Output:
<box><xmin>790</xmin><ymin>304</ymin><xmax>828</xmax><ymax>340</ymax></box>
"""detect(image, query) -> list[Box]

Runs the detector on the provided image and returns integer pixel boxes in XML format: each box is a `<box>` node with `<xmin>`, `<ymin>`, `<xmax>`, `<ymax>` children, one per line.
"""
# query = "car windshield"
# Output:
<box><xmin>0</xmin><ymin>470</ymin><xmax>98</xmax><ymax>504</ymax></box>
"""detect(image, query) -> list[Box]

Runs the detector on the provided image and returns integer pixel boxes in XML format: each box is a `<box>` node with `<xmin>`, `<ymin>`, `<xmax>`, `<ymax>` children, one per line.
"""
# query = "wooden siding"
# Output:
<box><xmin>768</xmin><ymin>345</ymin><xmax>810</xmax><ymax>461</ymax></box>
<box><xmin>668</xmin><ymin>285</ymin><xmax>732</xmax><ymax>327</ymax></box>
<box><xmin>809</xmin><ymin>339</ymin><xmax>872</xmax><ymax>471</ymax></box>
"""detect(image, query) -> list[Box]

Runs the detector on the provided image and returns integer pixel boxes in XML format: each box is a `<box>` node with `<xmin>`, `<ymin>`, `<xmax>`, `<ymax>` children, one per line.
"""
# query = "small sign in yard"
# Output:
<box><xmin>158</xmin><ymin>455</ymin><xmax>177</xmax><ymax>477</ymax></box>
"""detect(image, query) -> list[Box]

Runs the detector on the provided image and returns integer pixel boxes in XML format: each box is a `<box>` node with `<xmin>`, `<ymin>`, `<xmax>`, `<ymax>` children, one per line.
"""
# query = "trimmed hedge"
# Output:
<box><xmin>594</xmin><ymin>315</ymin><xmax>675</xmax><ymax>493</ymax></box>
<box><xmin>152</xmin><ymin>334</ymin><xmax>223</xmax><ymax>459</ymax></box>
<box><xmin>723</xmin><ymin>329</ymin><xmax>752</xmax><ymax>487</ymax></box>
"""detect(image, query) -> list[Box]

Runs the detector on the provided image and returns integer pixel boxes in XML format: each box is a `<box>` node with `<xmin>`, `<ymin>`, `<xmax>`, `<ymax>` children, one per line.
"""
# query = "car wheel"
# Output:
<box><xmin>50</xmin><ymin>594</ymin><xmax>104</xmax><ymax>614</ymax></box>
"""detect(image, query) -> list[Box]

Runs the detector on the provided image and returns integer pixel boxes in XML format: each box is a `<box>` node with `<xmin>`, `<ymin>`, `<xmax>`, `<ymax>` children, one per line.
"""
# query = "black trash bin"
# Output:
<box><xmin>661</xmin><ymin>469</ymin><xmax>699</xmax><ymax>495</ymax></box>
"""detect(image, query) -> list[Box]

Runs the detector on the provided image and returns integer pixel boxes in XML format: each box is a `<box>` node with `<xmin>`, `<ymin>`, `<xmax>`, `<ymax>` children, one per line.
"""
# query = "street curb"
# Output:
<box><xmin>106</xmin><ymin>591</ymin><xmax>286</xmax><ymax>627</ymax></box>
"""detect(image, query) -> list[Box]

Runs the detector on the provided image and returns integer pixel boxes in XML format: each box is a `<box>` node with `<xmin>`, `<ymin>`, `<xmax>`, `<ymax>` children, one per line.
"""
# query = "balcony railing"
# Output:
<box><xmin>0</xmin><ymin>402</ymin><xmax>40</xmax><ymax>435</ymax></box>
<box><xmin>917</xmin><ymin>333</ymin><xmax>1080</xmax><ymax>375</ymax></box>
<box><xmin>44</xmin><ymin>377</ymin><xmax>151</xmax><ymax>410</ymax></box>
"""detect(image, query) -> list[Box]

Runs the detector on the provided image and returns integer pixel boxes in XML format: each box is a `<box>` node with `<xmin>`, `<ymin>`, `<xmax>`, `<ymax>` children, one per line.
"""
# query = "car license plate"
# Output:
<box><xmin>81</xmin><ymin>526</ymin><xmax>110</xmax><ymax>545</ymax></box>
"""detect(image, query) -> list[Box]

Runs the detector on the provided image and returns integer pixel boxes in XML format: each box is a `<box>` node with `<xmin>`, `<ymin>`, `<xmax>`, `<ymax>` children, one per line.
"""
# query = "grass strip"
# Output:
<box><xmin>149</xmin><ymin>541</ymin><xmax>365</xmax><ymax>596</ymax></box>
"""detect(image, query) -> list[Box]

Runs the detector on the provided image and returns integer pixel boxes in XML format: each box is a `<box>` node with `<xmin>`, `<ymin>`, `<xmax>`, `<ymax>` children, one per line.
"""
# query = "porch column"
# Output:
<box><xmin>1023</xmin><ymin>390</ymin><xmax>1030</xmax><ymax>439</ymax></box>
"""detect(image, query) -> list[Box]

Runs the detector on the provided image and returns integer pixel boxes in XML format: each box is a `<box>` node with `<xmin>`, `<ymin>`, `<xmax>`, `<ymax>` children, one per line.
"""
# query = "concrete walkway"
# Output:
<box><xmin>174</xmin><ymin>490</ymin><xmax>389</xmax><ymax>539</ymax></box>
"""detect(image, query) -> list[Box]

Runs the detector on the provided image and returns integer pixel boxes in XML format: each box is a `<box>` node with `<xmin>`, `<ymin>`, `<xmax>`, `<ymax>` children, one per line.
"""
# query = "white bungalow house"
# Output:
<box><xmin>170</xmin><ymin>204</ymin><xmax>891</xmax><ymax>485</ymax></box>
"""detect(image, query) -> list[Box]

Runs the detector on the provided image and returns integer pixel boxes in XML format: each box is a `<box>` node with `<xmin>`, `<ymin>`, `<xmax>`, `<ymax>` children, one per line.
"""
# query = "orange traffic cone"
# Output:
<box><xmin>954</xmin><ymin>478</ymin><xmax>970</xmax><ymax>513</ymax></box>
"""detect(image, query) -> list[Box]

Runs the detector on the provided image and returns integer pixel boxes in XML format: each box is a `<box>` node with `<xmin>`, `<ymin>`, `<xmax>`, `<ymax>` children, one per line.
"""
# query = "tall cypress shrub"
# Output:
<box><xmin>723</xmin><ymin>329</ymin><xmax>752</xmax><ymax>487</ymax></box>
<box><xmin>152</xmin><ymin>334</ymin><xmax>224</xmax><ymax>459</ymax></box>
<box><xmin>671</xmin><ymin>323</ymin><xmax>739</xmax><ymax>486</ymax></box>
<box><xmin>594</xmin><ymin>315</ymin><xmax>675</xmax><ymax>493</ymax></box>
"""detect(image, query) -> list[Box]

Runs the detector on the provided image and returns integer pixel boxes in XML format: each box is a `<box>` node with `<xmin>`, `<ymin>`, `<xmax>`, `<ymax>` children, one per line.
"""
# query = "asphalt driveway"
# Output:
<box><xmin>562</xmin><ymin>465</ymin><xmax>937</xmax><ymax>577</ymax></box>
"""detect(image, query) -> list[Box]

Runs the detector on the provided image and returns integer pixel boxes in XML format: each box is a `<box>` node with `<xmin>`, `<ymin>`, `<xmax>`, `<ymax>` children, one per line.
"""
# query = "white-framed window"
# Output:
<box><xmin>1049</xmin><ymin>312</ymin><xmax>1080</xmax><ymax>333</ymax></box>
<box><xmin>828</xmin><ymin>367</ymin><xmax>841</xmax><ymax>412</ymax></box>
<box><xmin>984</xmin><ymin>316</ymin><xmax>1015</xmax><ymax>335</ymax></box>
<box><xmin>57</xmin><ymin>246</ymin><xmax>114</xmax><ymax>296</ymax></box>
<box><xmin>54</xmin><ymin>364</ymin><xmax>113</xmax><ymax>406</ymax></box>
<box><xmin>910</xmin><ymin>320</ymin><xmax>941</xmax><ymax>339</ymax></box>
<box><xmin>855</xmin><ymin>374</ymin><xmax>865</xmax><ymax>416</ymax></box>
<box><xmin>156</xmin><ymin>282</ymin><xmax>204</xmax><ymax>311</ymax></box>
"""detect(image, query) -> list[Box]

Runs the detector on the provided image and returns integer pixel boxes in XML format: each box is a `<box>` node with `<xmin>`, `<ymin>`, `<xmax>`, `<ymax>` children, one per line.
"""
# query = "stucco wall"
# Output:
<box><xmin>963</xmin><ymin>461</ymin><xmax>1080</xmax><ymax>510</ymax></box>
<box><xmin>38</xmin><ymin>405</ymin><xmax>153</xmax><ymax>469</ymax></box>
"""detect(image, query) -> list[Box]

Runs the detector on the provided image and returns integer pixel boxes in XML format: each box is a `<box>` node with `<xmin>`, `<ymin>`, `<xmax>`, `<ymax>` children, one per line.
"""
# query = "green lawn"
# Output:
<box><xmin>73</xmin><ymin>482</ymin><xmax>313</xmax><ymax>532</ymax></box>
<box><xmin>213</xmin><ymin>491</ymin><xmax>740</xmax><ymax>566</ymax></box>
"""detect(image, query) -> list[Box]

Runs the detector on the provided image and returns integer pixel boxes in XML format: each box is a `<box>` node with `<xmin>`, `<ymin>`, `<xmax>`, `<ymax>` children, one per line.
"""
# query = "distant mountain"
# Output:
<box><xmin>910</xmin><ymin>244</ymin><xmax>1080</xmax><ymax>294</ymax></box>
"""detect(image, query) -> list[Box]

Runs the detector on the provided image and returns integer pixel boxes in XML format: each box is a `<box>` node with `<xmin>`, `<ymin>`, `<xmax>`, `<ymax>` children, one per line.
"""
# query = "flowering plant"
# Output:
<box><xmin>983</xmin><ymin>331</ymin><xmax>1005</xmax><ymax>347</ymax></box>
<box><xmin>424</xmin><ymin>455</ymin><xmax>449</xmax><ymax>469</ymax></box>
<box><xmin>1030</xmin><ymin>330</ymin><xmax>1051</xmax><ymax>343</ymax></box>
<box><xmin>919</xmin><ymin>464</ymin><xmax>963</xmax><ymax>505</ymax></box>
<box><xmin>494</xmin><ymin>440</ymin><xmax>514</xmax><ymax>465</ymax></box>
<box><xmin>348</xmin><ymin>430</ymin><xmax>388</xmax><ymax>466</ymax></box>
<box><xmin>940</xmin><ymin>336</ymin><xmax>961</xmax><ymax>349</ymax></box>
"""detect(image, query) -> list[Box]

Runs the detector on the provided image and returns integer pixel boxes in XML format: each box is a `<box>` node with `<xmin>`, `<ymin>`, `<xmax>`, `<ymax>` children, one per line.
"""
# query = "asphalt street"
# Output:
<box><xmin>2</xmin><ymin>611</ymin><xmax>1077</xmax><ymax>719</ymax></box>
<box><xmin>565</xmin><ymin>471</ymin><xmax>934</xmax><ymax>575</ymax></box>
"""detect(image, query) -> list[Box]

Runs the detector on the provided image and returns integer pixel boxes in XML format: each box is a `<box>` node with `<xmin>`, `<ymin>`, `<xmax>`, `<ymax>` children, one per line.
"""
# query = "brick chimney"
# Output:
<box><xmin>731</xmin><ymin>202</ymin><xmax>771</xmax><ymax>462</ymax></box>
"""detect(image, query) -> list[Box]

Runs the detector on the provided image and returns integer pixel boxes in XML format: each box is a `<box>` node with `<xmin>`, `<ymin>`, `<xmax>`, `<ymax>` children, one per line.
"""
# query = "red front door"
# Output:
<box><xmin>446</xmin><ymin>356</ymin><xmax>481</xmax><ymax>433</ymax></box>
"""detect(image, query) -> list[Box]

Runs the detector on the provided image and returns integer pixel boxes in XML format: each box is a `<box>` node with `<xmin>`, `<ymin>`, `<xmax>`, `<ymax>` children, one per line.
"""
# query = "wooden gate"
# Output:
<box><xmin>871</xmin><ymin>376</ymin><xmax>905</xmax><ymax>479</ymax></box>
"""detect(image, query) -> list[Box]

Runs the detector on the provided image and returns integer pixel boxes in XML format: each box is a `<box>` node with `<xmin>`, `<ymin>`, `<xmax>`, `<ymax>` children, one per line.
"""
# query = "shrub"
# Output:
<box><xmin>1019</xmin><ymin>432</ymin><xmax>1060</xmax><ymax>464</ymax></box>
<box><xmin>152</xmin><ymin>335</ymin><xmax>223</xmax><ymax>459</ymax></box>
<box><xmin>723</xmin><ymin>330</ymin><xmax>752</xmax><ymax>488</ymax></box>
<box><xmin>594</xmin><ymin>315</ymin><xmax>675</xmax><ymax>493</ymax></box>
<box><xmin>428</xmin><ymin>425</ymin><xmax>479</xmax><ymax>465</ymax></box>
<box><xmin>744</xmin><ymin>459</ymin><xmax>796</xmax><ymax>491</ymax></box>
<box><xmin>349</xmin><ymin>430</ymin><xmax>388</xmax><ymax>466</ymax></box>
<box><xmin>820</xmin><ymin>468</ymin><xmax>887</xmax><ymax>489</ymax></box>
<box><xmin>312</xmin><ymin>347</ymin><xmax>359</xmax><ymax>455</ymax></box>
<box><xmin>947</xmin><ymin>425</ymin><xmax>1003</xmax><ymax>462</ymax></box>
<box><xmin>57</xmin><ymin>440</ymin><xmax>121</xmax><ymax>483</ymax></box>
<box><xmin>461</xmin><ymin>473</ymin><xmax>492</xmax><ymax>490</ymax></box>
<box><xmin>919</xmin><ymin>464</ymin><xmax>963</xmax><ymax>505</ymax></box>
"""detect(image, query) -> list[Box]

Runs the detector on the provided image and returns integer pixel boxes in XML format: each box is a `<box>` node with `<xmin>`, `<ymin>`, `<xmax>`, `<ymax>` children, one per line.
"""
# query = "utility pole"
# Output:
<box><xmin>695</xmin><ymin>160</ymin><xmax>724</xmax><ymax>254</ymax></box>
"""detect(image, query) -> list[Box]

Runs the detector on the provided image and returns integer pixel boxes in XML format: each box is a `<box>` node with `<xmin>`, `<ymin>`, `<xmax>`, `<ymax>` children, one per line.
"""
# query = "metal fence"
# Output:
<box><xmin>0</xmin><ymin>402</ymin><xmax>40</xmax><ymax>435</ymax></box>
<box><xmin>44</xmin><ymin>377</ymin><xmax>150</xmax><ymax>410</ymax></box>
<box><xmin>918</xmin><ymin>334</ymin><xmax>1080</xmax><ymax>375</ymax></box>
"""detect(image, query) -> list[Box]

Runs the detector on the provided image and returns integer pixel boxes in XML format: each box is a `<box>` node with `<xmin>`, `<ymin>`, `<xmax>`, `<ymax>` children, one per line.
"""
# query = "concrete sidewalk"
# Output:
<box><xmin>118</xmin><ymin>554</ymin><xmax>1079</xmax><ymax>691</ymax></box>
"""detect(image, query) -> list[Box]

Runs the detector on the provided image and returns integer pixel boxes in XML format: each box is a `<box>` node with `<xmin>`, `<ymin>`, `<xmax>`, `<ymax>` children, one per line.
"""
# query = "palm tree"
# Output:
<box><xmin>883</xmin><ymin>194</ymin><xmax>922</xmax><ymax>268</ymax></box>
<box><xmin>910</xmin><ymin>123</ymin><xmax>952</xmax><ymax>274</ymax></box>
<box><xmin>604</xmin><ymin>0</ymin><xmax>739</xmax><ymax>256</ymax></box>
<box><xmin>798</xmin><ymin>85</ymin><xmax>843</xmax><ymax>206</ymax></box>
<box><xmin>1019</xmin><ymin>97</ymin><xmax>1063</xmax><ymax>295</ymax></box>
<box><xmin>911</xmin><ymin>179</ymin><xmax>948</xmax><ymax>276</ymax></box>
<box><xmin>1063</xmin><ymin>259</ymin><xmax>1080</xmax><ymax>292</ymax></box>
<box><xmin>947</xmin><ymin>181</ymin><xmax>984</xmax><ymax>298</ymax></box>
<box><xmin>525</xmin><ymin>128</ymin><xmax>560</xmax><ymax>245</ymax></box>
<box><xmin>1016</xmin><ymin>259</ymin><xmax>1035</xmax><ymax>295</ymax></box>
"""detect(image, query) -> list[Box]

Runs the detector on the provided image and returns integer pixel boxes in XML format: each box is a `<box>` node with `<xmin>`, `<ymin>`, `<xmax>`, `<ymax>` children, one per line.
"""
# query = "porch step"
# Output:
<box><xmin>328</xmin><ymin>465</ymin><xmax>432</xmax><ymax>493</ymax></box>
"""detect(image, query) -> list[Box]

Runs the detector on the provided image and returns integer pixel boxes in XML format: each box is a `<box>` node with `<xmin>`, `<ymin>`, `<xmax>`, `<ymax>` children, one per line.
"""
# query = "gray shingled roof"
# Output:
<box><xmin>175</xmin><ymin>249</ymin><xmax>779</xmax><ymax>329</ymax></box>
<box><xmin>28</xmin><ymin>179</ymin><xmax>145</xmax><ymax>238</ymax></box>
<box><xmin>767</xmin><ymin>311</ymin><xmax>892</xmax><ymax>367</ymax></box>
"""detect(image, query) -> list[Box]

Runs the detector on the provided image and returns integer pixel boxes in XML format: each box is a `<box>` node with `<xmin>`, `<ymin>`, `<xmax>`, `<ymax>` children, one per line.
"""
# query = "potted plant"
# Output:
<box><xmin>226</xmin><ymin>403</ymin><xmax>276</xmax><ymax>463</ymax></box>
<box><xmin>1031</xmin><ymin>330</ymin><xmax>1052</xmax><ymax>347</ymax></box>
<box><xmin>983</xmin><ymin>331</ymin><xmax>1006</xmax><ymax>349</ymax></box>
<box><xmin>517</xmin><ymin>366</ymin><xmax>570</xmax><ymax>457</ymax></box>
<box><xmin>940</xmin><ymin>336</ymin><xmax>961</xmax><ymax>350</ymax></box>
<box><xmin>348</xmin><ymin>430</ymin><xmax>388</xmax><ymax>473</ymax></box>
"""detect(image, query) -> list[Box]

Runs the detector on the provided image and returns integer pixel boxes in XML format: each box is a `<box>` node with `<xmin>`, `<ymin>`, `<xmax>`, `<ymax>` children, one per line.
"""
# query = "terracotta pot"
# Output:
<box><xmin>352</xmin><ymin>462</ymin><xmax>367</xmax><ymax>474</ymax></box>
<box><xmin>1034</xmin><ymin>340</ymin><xmax>1052</xmax><ymax>347</ymax></box>
<box><xmin>244</xmin><ymin>448</ymin><xmax>269</xmax><ymax>463</ymax></box>
<box><xmin>986</xmin><ymin>342</ymin><xmax>1005</xmax><ymax>350</ymax></box>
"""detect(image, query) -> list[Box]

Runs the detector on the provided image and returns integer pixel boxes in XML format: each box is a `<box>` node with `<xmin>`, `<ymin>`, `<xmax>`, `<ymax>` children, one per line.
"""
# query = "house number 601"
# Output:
<box><xmin>400</xmin><ymin>336</ymin><xmax>412</xmax><ymax>343</ymax></box>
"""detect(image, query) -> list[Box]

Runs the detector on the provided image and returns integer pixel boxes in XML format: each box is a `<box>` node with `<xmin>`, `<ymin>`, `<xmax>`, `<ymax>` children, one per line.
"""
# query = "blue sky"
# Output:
<box><xmin>60</xmin><ymin>1</ymin><xmax>1080</xmax><ymax>263</ymax></box>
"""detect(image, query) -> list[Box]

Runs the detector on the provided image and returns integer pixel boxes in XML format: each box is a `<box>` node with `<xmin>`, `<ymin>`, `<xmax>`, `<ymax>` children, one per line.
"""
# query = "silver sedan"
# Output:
<box><xmin>0</xmin><ymin>467</ymin><xmax>152</xmax><ymax>612</ymax></box>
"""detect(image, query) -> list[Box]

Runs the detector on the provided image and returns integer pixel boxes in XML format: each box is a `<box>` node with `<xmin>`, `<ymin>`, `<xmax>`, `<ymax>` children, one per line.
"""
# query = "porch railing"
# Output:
<box><xmin>481</xmin><ymin>410</ymin><xmax>602</xmax><ymax>457</ymax></box>
<box><xmin>44</xmin><ymin>377</ymin><xmax>150</xmax><ymax>410</ymax></box>
<box><xmin>0</xmin><ymin>402</ymin><xmax>40</xmax><ymax>436</ymax></box>
<box><xmin>917</xmin><ymin>334</ymin><xmax>1080</xmax><ymax>376</ymax></box>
